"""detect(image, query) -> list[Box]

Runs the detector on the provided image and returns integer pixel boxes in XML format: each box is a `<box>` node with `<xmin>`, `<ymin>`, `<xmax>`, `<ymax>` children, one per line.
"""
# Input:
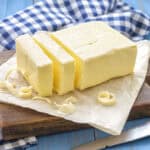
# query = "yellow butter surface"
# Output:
<box><xmin>51</xmin><ymin>21</ymin><xmax>137</xmax><ymax>90</ymax></box>
<box><xmin>16</xmin><ymin>34</ymin><xmax>53</xmax><ymax>96</ymax></box>
<box><xmin>33</xmin><ymin>31</ymin><xmax>75</xmax><ymax>95</ymax></box>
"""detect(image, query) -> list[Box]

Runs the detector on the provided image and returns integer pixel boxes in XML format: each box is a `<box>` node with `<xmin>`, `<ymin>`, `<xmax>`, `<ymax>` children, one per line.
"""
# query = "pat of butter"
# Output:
<box><xmin>16</xmin><ymin>34</ymin><xmax>53</xmax><ymax>96</ymax></box>
<box><xmin>51</xmin><ymin>21</ymin><xmax>137</xmax><ymax>90</ymax></box>
<box><xmin>33</xmin><ymin>31</ymin><xmax>75</xmax><ymax>95</ymax></box>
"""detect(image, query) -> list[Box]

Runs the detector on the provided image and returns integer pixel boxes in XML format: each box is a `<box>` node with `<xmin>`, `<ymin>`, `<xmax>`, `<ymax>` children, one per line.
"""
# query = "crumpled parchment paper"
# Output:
<box><xmin>0</xmin><ymin>40</ymin><xmax>149</xmax><ymax>135</ymax></box>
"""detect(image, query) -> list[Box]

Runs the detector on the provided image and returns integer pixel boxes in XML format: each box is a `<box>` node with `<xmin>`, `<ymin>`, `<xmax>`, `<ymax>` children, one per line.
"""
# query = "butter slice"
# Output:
<box><xmin>33</xmin><ymin>31</ymin><xmax>75</xmax><ymax>95</ymax></box>
<box><xmin>16</xmin><ymin>34</ymin><xmax>53</xmax><ymax>96</ymax></box>
<box><xmin>51</xmin><ymin>21</ymin><xmax>137</xmax><ymax>90</ymax></box>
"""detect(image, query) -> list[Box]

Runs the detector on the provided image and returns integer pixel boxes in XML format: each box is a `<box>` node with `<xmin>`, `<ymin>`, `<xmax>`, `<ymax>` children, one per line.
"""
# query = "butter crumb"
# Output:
<box><xmin>32</xmin><ymin>96</ymin><xmax>51</xmax><ymax>104</ymax></box>
<box><xmin>0</xmin><ymin>68</ymin><xmax>33</xmax><ymax>99</ymax></box>
<box><xmin>18</xmin><ymin>86</ymin><xmax>33</xmax><ymax>99</ymax></box>
<box><xmin>20</xmin><ymin>86</ymin><xmax>32</xmax><ymax>93</ymax></box>
<box><xmin>5</xmin><ymin>80</ymin><xmax>18</xmax><ymax>96</ymax></box>
<box><xmin>97</xmin><ymin>91</ymin><xmax>116</xmax><ymax>106</ymax></box>
<box><xmin>0</xmin><ymin>80</ymin><xmax>6</xmax><ymax>89</ymax></box>
<box><xmin>5</xmin><ymin>68</ymin><xmax>17</xmax><ymax>80</ymax></box>
<box><xmin>57</xmin><ymin>102</ymin><xmax>76</xmax><ymax>114</ymax></box>
<box><xmin>54</xmin><ymin>96</ymin><xmax>77</xmax><ymax>114</ymax></box>
<box><xmin>65</xmin><ymin>96</ymin><xmax>77</xmax><ymax>104</ymax></box>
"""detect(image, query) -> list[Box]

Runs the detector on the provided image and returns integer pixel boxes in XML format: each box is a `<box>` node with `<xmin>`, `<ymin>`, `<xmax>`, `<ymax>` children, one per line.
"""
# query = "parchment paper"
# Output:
<box><xmin>0</xmin><ymin>40</ymin><xmax>149</xmax><ymax>135</ymax></box>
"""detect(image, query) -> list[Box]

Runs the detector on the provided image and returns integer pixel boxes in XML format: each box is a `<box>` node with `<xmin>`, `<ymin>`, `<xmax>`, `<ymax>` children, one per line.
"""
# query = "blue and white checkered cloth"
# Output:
<box><xmin>0</xmin><ymin>0</ymin><xmax>150</xmax><ymax>52</ymax></box>
<box><xmin>0</xmin><ymin>0</ymin><xmax>150</xmax><ymax>149</ymax></box>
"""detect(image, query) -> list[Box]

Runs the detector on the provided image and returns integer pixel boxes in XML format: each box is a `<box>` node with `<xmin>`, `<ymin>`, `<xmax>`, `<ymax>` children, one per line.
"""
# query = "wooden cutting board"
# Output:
<box><xmin>0</xmin><ymin>50</ymin><xmax>150</xmax><ymax>141</ymax></box>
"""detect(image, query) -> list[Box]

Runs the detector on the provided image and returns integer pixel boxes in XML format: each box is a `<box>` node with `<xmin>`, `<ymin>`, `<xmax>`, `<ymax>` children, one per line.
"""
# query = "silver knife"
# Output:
<box><xmin>74</xmin><ymin>122</ymin><xmax>150</xmax><ymax>150</ymax></box>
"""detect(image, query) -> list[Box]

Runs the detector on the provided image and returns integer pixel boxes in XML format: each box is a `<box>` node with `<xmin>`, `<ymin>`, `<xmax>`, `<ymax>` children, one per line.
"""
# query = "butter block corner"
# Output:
<box><xmin>16</xmin><ymin>34</ymin><xmax>53</xmax><ymax>96</ymax></box>
<box><xmin>51</xmin><ymin>21</ymin><xmax>137</xmax><ymax>90</ymax></box>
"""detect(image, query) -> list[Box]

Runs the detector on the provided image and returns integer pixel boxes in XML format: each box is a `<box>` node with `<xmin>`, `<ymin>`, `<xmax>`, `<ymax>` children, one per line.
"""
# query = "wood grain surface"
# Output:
<box><xmin>0</xmin><ymin>51</ymin><xmax>150</xmax><ymax>141</ymax></box>
<box><xmin>0</xmin><ymin>0</ymin><xmax>149</xmax><ymax>150</ymax></box>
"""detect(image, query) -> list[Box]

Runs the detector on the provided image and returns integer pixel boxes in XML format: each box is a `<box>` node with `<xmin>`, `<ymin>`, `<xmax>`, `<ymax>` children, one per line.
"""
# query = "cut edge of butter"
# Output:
<box><xmin>33</xmin><ymin>31</ymin><xmax>75</xmax><ymax>95</ymax></box>
<box><xmin>16</xmin><ymin>34</ymin><xmax>53</xmax><ymax>96</ymax></box>
<box><xmin>51</xmin><ymin>22</ymin><xmax>137</xmax><ymax>90</ymax></box>
<box><xmin>51</xmin><ymin>33</ymin><xmax>83</xmax><ymax>88</ymax></box>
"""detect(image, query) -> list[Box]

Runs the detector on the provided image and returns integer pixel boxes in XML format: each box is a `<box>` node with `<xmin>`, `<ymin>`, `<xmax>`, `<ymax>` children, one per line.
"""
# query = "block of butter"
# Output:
<box><xmin>16</xmin><ymin>34</ymin><xmax>53</xmax><ymax>96</ymax></box>
<box><xmin>33</xmin><ymin>31</ymin><xmax>75</xmax><ymax>95</ymax></box>
<box><xmin>51</xmin><ymin>21</ymin><xmax>137</xmax><ymax>90</ymax></box>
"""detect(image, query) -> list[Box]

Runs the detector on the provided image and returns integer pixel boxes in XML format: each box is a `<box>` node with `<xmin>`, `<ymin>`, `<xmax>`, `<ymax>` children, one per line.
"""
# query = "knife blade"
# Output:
<box><xmin>74</xmin><ymin>122</ymin><xmax>150</xmax><ymax>150</ymax></box>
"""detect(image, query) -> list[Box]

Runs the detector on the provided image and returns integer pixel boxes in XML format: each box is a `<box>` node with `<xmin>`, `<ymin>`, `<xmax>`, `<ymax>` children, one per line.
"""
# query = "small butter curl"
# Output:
<box><xmin>32</xmin><ymin>96</ymin><xmax>51</xmax><ymax>104</ymax></box>
<box><xmin>97</xmin><ymin>91</ymin><xmax>116</xmax><ymax>106</ymax></box>
<box><xmin>54</xmin><ymin>96</ymin><xmax>77</xmax><ymax>114</ymax></box>
<box><xmin>0</xmin><ymin>68</ymin><xmax>33</xmax><ymax>99</ymax></box>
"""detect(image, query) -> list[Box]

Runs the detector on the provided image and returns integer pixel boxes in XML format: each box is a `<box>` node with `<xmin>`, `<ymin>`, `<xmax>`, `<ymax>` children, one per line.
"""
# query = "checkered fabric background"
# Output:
<box><xmin>0</xmin><ymin>0</ymin><xmax>150</xmax><ymax>52</ymax></box>
<box><xmin>0</xmin><ymin>0</ymin><xmax>150</xmax><ymax>149</ymax></box>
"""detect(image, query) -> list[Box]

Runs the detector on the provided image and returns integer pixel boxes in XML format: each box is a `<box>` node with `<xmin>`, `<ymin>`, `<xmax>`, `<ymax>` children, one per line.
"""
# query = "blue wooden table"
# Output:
<box><xmin>0</xmin><ymin>0</ymin><xmax>150</xmax><ymax>150</ymax></box>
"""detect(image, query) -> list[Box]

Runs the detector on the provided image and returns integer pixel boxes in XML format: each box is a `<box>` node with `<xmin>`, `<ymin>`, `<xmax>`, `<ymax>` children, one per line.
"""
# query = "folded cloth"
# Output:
<box><xmin>0</xmin><ymin>0</ymin><xmax>150</xmax><ymax>149</ymax></box>
<box><xmin>0</xmin><ymin>136</ymin><xmax>37</xmax><ymax>150</ymax></box>
<box><xmin>0</xmin><ymin>0</ymin><xmax>150</xmax><ymax>52</ymax></box>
